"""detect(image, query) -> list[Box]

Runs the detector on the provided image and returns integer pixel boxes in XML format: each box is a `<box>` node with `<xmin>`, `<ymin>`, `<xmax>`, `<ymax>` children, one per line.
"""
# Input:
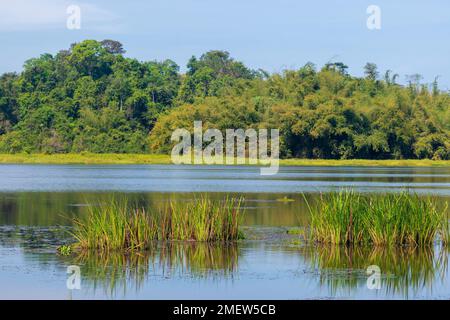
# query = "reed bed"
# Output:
<box><xmin>71</xmin><ymin>196</ymin><xmax>244</xmax><ymax>251</ymax></box>
<box><xmin>307</xmin><ymin>191</ymin><xmax>449</xmax><ymax>246</ymax></box>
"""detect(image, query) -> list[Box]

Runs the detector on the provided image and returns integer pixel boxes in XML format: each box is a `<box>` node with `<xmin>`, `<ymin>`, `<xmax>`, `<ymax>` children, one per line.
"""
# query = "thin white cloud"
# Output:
<box><xmin>0</xmin><ymin>0</ymin><xmax>121</xmax><ymax>32</ymax></box>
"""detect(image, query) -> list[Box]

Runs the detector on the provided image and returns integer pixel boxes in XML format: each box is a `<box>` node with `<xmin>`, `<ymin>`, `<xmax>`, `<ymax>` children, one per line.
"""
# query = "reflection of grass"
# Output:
<box><xmin>307</xmin><ymin>191</ymin><xmax>448</xmax><ymax>246</ymax></box>
<box><xmin>302</xmin><ymin>245</ymin><xmax>448</xmax><ymax>297</ymax></box>
<box><xmin>72</xmin><ymin>242</ymin><xmax>239</xmax><ymax>296</ymax></box>
<box><xmin>73</xmin><ymin>249</ymin><xmax>151</xmax><ymax>296</ymax></box>
<box><xmin>158</xmin><ymin>242</ymin><xmax>239</xmax><ymax>275</ymax></box>
<box><xmin>72</xmin><ymin>195</ymin><xmax>244</xmax><ymax>250</ymax></box>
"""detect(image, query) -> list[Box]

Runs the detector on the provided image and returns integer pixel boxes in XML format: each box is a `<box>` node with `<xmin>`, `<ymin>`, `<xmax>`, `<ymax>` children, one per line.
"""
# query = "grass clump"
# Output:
<box><xmin>307</xmin><ymin>191</ymin><xmax>449</xmax><ymax>247</ymax></box>
<box><xmin>72</xmin><ymin>196</ymin><xmax>244</xmax><ymax>251</ymax></box>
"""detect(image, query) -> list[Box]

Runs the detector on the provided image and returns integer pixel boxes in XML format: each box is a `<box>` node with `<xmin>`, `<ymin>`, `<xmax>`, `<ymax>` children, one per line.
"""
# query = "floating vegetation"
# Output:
<box><xmin>276</xmin><ymin>196</ymin><xmax>295</xmax><ymax>203</ymax></box>
<box><xmin>71</xmin><ymin>195</ymin><xmax>245</xmax><ymax>251</ymax></box>
<box><xmin>289</xmin><ymin>239</ymin><xmax>302</xmax><ymax>246</ymax></box>
<box><xmin>57</xmin><ymin>245</ymin><xmax>73</xmax><ymax>256</ymax></box>
<box><xmin>0</xmin><ymin>225</ymin><xmax>72</xmax><ymax>249</ymax></box>
<box><xmin>286</xmin><ymin>227</ymin><xmax>304</xmax><ymax>235</ymax></box>
<box><xmin>306</xmin><ymin>191</ymin><xmax>449</xmax><ymax>246</ymax></box>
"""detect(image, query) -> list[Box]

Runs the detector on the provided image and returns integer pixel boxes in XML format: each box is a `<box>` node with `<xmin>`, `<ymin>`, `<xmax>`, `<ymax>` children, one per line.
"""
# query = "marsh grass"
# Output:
<box><xmin>306</xmin><ymin>191</ymin><xmax>449</xmax><ymax>246</ymax></box>
<box><xmin>71</xmin><ymin>195</ymin><xmax>244</xmax><ymax>251</ymax></box>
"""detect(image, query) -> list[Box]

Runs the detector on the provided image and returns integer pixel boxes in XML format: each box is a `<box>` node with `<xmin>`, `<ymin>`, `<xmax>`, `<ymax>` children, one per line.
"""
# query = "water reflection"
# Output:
<box><xmin>1</xmin><ymin>224</ymin><xmax>450</xmax><ymax>299</ymax></box>
<box><xmin>0</xmin><ymin>192</ymin><xmax>447</xmax><ymax>229</ymax></box>
<box><xmin>0</xmin><ymin>192</ymin><xmax>314</xmax><ymax>227</ymax></box>
<box><xmin>64</xmin><ymin>243</ymin><xmax>239</xmax><ymax>297</ymax></box>
<box><xmin>301</xmin><ymin>245</ymin><xmax>448</xmax><ymax>298</ymax></box>
<box><xmin>0</xmin><ymin>165</ymin><xmax>449</xmax><ymax>299</ymax></box>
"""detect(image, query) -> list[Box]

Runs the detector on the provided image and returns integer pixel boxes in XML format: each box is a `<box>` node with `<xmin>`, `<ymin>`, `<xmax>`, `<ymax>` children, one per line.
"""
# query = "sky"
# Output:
<box><xmin>0</xmin><ymin>0</ymin><xmax>449</xmax><ymax>89</ymax></box>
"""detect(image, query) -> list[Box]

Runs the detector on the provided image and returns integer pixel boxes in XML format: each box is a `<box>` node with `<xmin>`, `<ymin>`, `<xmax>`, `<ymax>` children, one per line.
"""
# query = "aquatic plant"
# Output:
<box><xmin>306</xmin><ymin>191</ymin><xmax>449</xmax><ymax>246</ymax></box>
<box><xmin>286</xmin><ymin>227</ymin><xmax>305</xmax><ymax>235</ymax></box>
<box><xmin>276</xmin><ymin>196</ymin><xmax>295</xmax><ymax>202</ymax></box>
<box><xmin>71</xmin><ymin>195</ymin><xmax>244</xmax><ymax>251</ymax></box>
<box><xmin>57</xmin><ymin>244</ymin><xmax>73</xmax><ymax>256</ymax></box>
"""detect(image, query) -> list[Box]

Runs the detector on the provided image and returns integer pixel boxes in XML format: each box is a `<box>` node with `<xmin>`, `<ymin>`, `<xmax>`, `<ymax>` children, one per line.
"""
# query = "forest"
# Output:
<box><xmin>0</xmin><ymin>39</ymin><xmax>448</xmax><ymax>159</ymax></box>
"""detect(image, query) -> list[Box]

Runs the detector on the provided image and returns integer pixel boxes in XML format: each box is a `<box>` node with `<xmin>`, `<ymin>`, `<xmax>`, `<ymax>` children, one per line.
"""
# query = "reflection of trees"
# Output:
<box><xmin>69</xmin><ymin>242</ymin><xmax>240</xmax><ymax>297</ymax></box>
<box><xmin>0</xmin><ymin>191</ymin><xmax>311</xmax><ymax>227</ymax></box>
<box><xmin>1</xmin><ymin>191</ymin><xmax>447</xmax><ymax>229</ymax></box>
<box><xmin>301</xmin><ymin>245</ymin><xmax>448</xmax><ymax>298</ymax></box>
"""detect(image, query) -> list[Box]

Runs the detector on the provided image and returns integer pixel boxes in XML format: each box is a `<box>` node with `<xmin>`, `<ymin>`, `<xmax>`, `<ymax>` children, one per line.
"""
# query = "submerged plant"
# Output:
<box><xmin>71</xmin><ymin>195</ymin><xmax>245</xmax><ymax>251</ymax></box>
<box><xmin>306</xmin><ymin>191</ymin><xmax>449</xmax><ymax>246</ymax></box>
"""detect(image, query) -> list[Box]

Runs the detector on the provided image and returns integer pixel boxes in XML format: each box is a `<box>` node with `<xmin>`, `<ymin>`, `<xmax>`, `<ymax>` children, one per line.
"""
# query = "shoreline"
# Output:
<box><xmin>0</xmin><ymin>153</ymin><xmax>449</xmax><ymax>167</ymax></box>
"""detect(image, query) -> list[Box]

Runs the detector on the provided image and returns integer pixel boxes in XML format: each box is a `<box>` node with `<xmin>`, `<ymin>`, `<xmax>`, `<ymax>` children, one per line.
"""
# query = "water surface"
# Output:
<box><xmin>0</xmin><ymin>164</ymin><xmax>449</xmax><ymax>299</ymax></box>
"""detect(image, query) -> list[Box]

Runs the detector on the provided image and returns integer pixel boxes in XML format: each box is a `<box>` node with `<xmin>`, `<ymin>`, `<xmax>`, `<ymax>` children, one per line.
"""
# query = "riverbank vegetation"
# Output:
<box><xmin>307</xmin><ymin>191</ymin><xmax>449</xmax><ymax>246</ymax></box>
<box><xmin>0</xmin><ymin>40</ymin><xmax>449</xmax><ymax>159</ymax></box>
<box><xmin>71</xmin><ymin>196</ymin><xmax>244</xmax><ymax>251</ymax></box>
<box><xmin>1</xmin><ymin>153</ymin><xmax>449</xmax><ymax>166</ymax></box>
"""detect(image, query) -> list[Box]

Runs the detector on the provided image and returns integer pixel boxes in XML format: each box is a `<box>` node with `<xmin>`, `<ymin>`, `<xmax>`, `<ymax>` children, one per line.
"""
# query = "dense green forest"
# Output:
<box><xmin>0</xmin><ymin>39</ymin><xmax>448</xmax><ymax>159</ymax></box>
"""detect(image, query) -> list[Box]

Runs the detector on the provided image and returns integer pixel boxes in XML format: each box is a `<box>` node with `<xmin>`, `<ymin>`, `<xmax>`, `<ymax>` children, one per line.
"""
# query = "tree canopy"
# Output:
<box><xmin>0</xmin><ymin>40</ymin><xmax>448</xmax><ymax>159</ymax></box>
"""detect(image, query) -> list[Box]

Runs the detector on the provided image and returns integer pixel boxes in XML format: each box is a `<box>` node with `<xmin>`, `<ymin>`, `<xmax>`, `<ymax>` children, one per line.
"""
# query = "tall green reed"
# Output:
<box><xmin>71</xmin><ymin>195</ymin><xmax>244</xmax><ymax>251</ymax></box>
<box><xmin>306</xmin><ymin>191</ymin><xmax>448</xmax><ymax>246</ymax></box>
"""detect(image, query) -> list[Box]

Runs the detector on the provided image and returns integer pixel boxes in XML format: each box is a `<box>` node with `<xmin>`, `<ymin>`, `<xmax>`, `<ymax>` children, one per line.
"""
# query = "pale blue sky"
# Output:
<box><xmin>1</xmin><ymin>0</ymin><xmax>449</xmax><ymax>88</ymax></box>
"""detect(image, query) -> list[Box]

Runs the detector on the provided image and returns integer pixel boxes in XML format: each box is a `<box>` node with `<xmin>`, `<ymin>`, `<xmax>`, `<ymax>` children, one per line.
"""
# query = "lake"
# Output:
<box><xmin>0</xmin><ymin>164</ymin><xmax>449</xmax><ymax>299</ymax></box>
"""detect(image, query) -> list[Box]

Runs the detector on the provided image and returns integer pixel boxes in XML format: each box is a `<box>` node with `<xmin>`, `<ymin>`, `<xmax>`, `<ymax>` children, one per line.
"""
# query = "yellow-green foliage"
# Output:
<box><xmin>1</xmin><ymin>153</ymin><xmax>449</xmax><ymax>167</ymax></box>
<box><xmin>57</xmin><ymin>245</ymin><xmax>73</xmax><ymax>256</ymax></box>
<box><xmin>0</xmin><ymin>153</ymin><xmax>172</xmax><ymax>164</ymax></box>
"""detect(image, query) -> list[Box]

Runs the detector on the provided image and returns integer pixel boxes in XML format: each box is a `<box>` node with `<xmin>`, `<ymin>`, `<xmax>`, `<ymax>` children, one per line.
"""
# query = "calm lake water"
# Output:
<box><xmin>0</xmin><ymin>164</ymin><xmax>449</xmax><ymax>299</ymax></box>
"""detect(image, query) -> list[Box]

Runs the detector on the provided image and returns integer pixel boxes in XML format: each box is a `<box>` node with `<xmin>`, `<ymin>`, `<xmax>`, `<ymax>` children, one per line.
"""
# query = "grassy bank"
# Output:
<box><xmin>0</xmin><ymin>153</ymin><xmax>173</xmax><ymax>164</ymax></box>
<box><xmin>1</xmin><ymin>153</ymin><xmax>449</xmax><ymax>166</ymax></box>
<box><xmin>71</xmin><ymin>196</ymin><xmax>244</xmax><ymax>251</ymax></box>
<box><xmin>307</xmin><ymin>191</ymin><xmax>449</xmax><ymax>246</ymax></box>
<box><xmin>279</xmin><ymin>158</ymin><xmax>450</xmax><ymax>167</ymax></box>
